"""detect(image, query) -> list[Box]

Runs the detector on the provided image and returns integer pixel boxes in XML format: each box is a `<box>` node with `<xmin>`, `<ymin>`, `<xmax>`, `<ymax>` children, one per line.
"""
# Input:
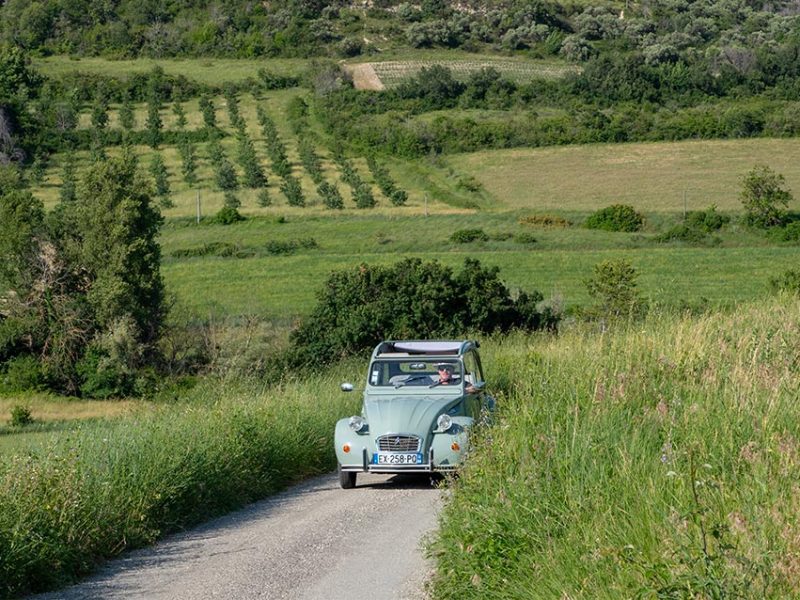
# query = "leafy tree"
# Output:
<box><xmin>178</xmin><ymin>139</ymin><xmax>198</xmax><ymax>185</ymax></box>
<box><xmin>353</xmin><ymin>183</ymin><xmax>376</xmax><ymax>209</ymax></box>
<box><xmin>256</xmin><ymin>189</ymin><xmax>271</xmax><ymax>207</ymax></box>
<box><xmin>281</xmin><ymin>176</ymin><xmax>305</xmax><ymax>207</ymax></box>
<box><xmin>1</xmin><ymin>151</ymin><xmax>165</xmax><ymax>394</ymax></box>
<box><xmin>149</xmin><ymin>152</ymin><xmax>171</xmax><ymax>204</ymax></box>
<box><xmin>0</xmin><ymin>45</ymin><xmax>41</xmax><ymax>163</ymax></box>
<box><xmin>90</xmin><ymin>95</ymin><xmax>109</xmax><ymax>131</ymax></box>
<box><xmin>172</xmin><ymin>101</ymin><xmax>187</xmax><ymax>130</ymax></box>
<box><xmin>584</xmin><ymin>259</ymin><xmax>645</xmax><ymax>319</ymax></box>
<box><xmin>298</xmin><ymin>136</ymin><xmax>324</xmax><ymax>184</ymax></box>
<box><xmin>145</xmin><ymin>95</ymin><xmax>162</xmax><ymax>148</ymax></box>
<box><xmin>236</xmin><ymin>131</ymin><xmax>266</xmax><ymax>188</ymax></box>
<box><xmin>208</xmin><ymin>140</ymin><xmax>238</xmax><ymax>190</ymax></box>
<box><xmin>119</xmin><ymin>98</ymin><xmax>135</xmax><ymax>131</ymax></box>
<box><xmin>740</xmin><ymin>165</ymin><xmax>792</xmax><ymax>228</ymax></box>
<box><xmin>59</xmin><ymin>155</ymin><xmax>77</xmax><ymax>203</ymax></box>
<box><xmin>199</xmin><ymin>95</ymin><xmax>216</xmax><ymax>129</ymax></box>
<box><xmin>317</xmin><ymin>180</ymin><xmax>343</xmax><ymax>209</ymax></box>
<box><xmin>287</xmin><ymin>258</ymin><xmax>559</xmax><ymax>366</ymax></box>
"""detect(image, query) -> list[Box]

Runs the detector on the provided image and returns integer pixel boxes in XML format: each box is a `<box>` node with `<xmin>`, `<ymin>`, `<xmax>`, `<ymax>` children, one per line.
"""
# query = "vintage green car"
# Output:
<box><xmin>335</xmin><ymin>340</ymin><xmax>493</xmax><ymax>489</ymax></box>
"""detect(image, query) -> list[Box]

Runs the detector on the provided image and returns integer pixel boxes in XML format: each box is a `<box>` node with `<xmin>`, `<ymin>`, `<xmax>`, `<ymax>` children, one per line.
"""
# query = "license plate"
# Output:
<box><xmin>373</xmin><ymin>452</ymin><xmax>423</xmax><ymax>465</ymax></box>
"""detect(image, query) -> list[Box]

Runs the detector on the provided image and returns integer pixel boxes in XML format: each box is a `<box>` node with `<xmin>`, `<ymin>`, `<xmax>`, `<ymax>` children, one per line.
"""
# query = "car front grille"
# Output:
<box><xmin>377</xmin><ymin>435</ymin><xmax>421</xmax><ymax>452</ymax></box>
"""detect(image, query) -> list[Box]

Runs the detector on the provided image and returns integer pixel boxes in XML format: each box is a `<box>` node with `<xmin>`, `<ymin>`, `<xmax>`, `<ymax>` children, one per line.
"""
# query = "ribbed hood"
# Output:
<box><xmin>364</xmin><ymin>394</ymin><xmax>462</xmax><ymax>439</ymax></box>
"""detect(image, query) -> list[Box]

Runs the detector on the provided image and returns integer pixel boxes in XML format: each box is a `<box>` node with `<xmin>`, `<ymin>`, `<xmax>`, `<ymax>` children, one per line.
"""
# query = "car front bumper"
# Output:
<box><xmin>339</xmin><ymin>447</ymin><xmax>459</xmax><ymax>473</ymax></box>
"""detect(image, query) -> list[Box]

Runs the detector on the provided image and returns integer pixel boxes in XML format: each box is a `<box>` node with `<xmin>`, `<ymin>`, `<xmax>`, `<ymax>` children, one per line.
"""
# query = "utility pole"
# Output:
<box><xmin>424</xmin><ymin>193</ymin><xmax>428</xmax><ymax>217</ymax></box>
<box><xmin>196</xmin><ymin>190</ymin><xmax>201</xmax><ymax>224</ymax></box>
<box><xmin>683</xmin><ymin>189</ymin><xmax>687</xmax><ymax>220</ymax></box>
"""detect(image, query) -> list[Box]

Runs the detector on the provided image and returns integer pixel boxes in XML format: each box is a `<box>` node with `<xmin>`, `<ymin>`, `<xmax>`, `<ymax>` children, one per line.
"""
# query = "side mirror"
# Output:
<box><xmin>341</xmin><ymin>382</ymin><xmax>354</xmax><ymax>392</ymax></box>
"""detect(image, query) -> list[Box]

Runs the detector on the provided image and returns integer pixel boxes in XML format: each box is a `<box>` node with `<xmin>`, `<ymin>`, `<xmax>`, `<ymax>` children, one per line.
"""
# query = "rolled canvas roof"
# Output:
<box><xmin>377</xmin><ymin>341</ymin><xmax>465</xmax><ymax>355</ymax></box>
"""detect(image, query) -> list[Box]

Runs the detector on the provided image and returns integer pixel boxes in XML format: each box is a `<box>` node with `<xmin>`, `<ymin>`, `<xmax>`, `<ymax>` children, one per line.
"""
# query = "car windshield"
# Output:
<box><xmin>368</xmin><ymin>360</ymin><xmax>462</xmax><ymax>388</ymax></box>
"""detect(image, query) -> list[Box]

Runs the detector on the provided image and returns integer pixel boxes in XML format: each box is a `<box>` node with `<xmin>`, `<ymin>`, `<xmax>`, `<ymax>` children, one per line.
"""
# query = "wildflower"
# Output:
<box><xmin>666</xmin><ymin>471</ymin><xmax>677</xmax><ymax>477</ymax></box>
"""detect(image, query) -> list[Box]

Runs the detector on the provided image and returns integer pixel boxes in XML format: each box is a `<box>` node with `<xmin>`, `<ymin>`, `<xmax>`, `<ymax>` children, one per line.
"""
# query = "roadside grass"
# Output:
<box><xmin>33</xmin><ymin>56</ymin><xmax>308</xmax><ymax>85</ymax></box>
<box><xmin>0</xmin><ymin>370</ymin><xmax>361</xmax><ymax>598</ymax></box>
<box><xmin>448</xmin><ymin>138</ymin><xmax>800</xmax><ymax>212</ymax></box>
<box><xmin>432</xmin><ymin>296</ymin><xmax>800</xmax><ymax>598</ymax></box>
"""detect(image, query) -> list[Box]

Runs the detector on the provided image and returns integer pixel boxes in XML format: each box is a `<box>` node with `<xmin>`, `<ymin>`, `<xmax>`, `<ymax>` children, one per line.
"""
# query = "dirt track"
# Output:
<box><xmin>31</xmin><ymin>472</ymin><xmax>441</xmax><ymax>600</ymax></box>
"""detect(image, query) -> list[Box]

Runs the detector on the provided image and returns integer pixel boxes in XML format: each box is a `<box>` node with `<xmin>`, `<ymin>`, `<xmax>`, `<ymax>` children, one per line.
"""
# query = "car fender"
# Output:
<box><xmin>335</xmin><ymin>418</ymin><xmax>371</xmax><ymax>467</ymax></box>
<box><xmin>430</xmin><ymin>415</ymin><xmax>473</xmax><ymax>469</ymax></box>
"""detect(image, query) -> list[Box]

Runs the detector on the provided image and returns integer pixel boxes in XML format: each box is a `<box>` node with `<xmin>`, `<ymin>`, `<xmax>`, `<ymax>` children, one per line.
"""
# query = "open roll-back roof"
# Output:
<box><xmin>374</xmin><ymin>340</ymin><xmax>477</xmax><ymax>357</ymax></box>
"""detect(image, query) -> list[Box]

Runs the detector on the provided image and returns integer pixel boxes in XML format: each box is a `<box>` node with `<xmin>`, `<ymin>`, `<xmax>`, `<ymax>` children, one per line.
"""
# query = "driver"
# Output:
<box><xmin>436</xmin><ymin>363</ymin><xmax>456</xmax><ymax>385</ymax></box>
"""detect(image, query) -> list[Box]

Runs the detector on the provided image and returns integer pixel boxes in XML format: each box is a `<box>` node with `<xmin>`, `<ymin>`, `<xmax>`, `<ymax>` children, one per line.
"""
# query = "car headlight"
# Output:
<box><xmin>437</xmin><ymin>414</ymin><xmax>452</xmax><ymax>432</ymax></box>
<box><xmin>348</xmin><ymin>415</ymin><xmax>366</xmax><ymax>432</ymax></box>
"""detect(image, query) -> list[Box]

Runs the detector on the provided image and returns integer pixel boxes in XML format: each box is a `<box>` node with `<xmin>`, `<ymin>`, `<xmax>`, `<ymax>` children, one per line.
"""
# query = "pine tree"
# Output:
<box><xmin>199</xmin><ymin>95</ymin><xmax>216</xmax><ymax>129</ymax></box>
<box><xmin>178</xmin><ymin>140</ymin><xmax>198</xmax><ymax>186</ymax></box>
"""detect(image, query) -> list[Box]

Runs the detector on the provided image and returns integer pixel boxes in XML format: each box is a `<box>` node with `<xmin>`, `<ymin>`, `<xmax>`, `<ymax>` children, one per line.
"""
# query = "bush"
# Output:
<box><xmin>584</xmin><ymin>259</ymin><xmax>645</xmax><ymax>319</ymax></box>
<box><xmin>654</xmin><ymin>224</ymin><xmax>720</xmax><ymax>245</ymax></box>
<box><xmin>450</xmin><ymin>228</ymin><xmax>489</xmax><ymax>243</ymax></box>
<box><xmin>256</xmin><ymin>189</ymin><xmax>272</xmax><ymax>207</ymax></box>
<box><xmin>9</xmin><ymin>405</ymin><xmax>33</xmax><ymax>427</ymax></box>
<box><xmin>740</xmin><ymin>165</ymin><xmax>792</xmax><ymax>228</ymax></box>
<box><xmin>519</xmin><ymin>214</ymin><xmax>572</xmax><ymax>228</ymax></box>
<box><xmin>1</xmin><ymin>355</ymin><xmax>46</xmax><ymax>392</ymax></box>
<box><xmin>585</xmin><ymin>204</ymin><xmax>644</xmax><ymax>232</ymax></box>
<box><xmin>769</xmin><ymin>269</ymin><xmax>800</xmax><ymax>294</ymax></box>
<box><xmin>514</xmin><ymin>232</ymin><xmax>538</xmax><ymax>244</ymax></box>
<box><xmin>212</xmin><ymin>206</ymin><xmax>245</xmax><ymax>225</ymax></box>
<box><xmin>287</xmin><ymin>257</ymin><xmax>559</xmax><ymax>367</ymax></box>
<box><xmin>685</xmin><ymin>205</ymin><xmax>730</xmax><ymax>232</ymax></box>
<box><xmin>773</xmin><ymin>221</ymin><xmax>800</xmax><ymax>242</ymax></box>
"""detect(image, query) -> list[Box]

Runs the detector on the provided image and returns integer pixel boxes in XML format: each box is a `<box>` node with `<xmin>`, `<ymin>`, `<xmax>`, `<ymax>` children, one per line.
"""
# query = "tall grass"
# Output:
<box><xmin>0</xmin><ymin>372</ymin><xmax>360</xmax><ymax>598</ymax></box>
<box><xmin>432</xmin><ymin>297</ymin><xmax>800</xmax><ymax>598</ymax></box>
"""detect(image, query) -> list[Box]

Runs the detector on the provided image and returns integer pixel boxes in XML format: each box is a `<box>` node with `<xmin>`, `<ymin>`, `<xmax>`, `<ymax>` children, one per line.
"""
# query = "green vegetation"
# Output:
<box><xmin>585</xmin><ymin>204</ymin><xmax>645</xmax><ymax>233</ymax></box>
<box><xmin>287</xmin><ymin>258</ymin><xmax>559</xmax><ymax>367</ymax></box>
<box><xmin>0</xmin><ymin>376</ymin><xmax>360</xmax><ymax>597</ymax></box>
<box><xmin>434</xmin><ymin>298</ymin><xmax>800</xmax><ymax>597</ymax></box>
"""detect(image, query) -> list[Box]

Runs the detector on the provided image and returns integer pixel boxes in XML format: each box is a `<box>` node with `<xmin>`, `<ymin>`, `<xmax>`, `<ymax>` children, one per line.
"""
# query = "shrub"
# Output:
<box><xmin>769</xmin><ymin>269</ymin><xmax>800</xmax><ymax>294</ymax></box>
<box><xmin>9</xmin><ymin>405</ymin><xmax>33</xmax><ymax>427</ymax></box>
<box><xmin>256</xmin><ymin>189</ymin><xmax>272</xmax><ymax>207</ymax></box>
<box><xmin>584</xmin><ymin>259</ymin><xmax>645</xmax><ymax>319</ymax></box>
<box><xmin>740</xmin><ymin>165</ymin><xmax>792</xmax><ymax>228</ymax></box>
<box><xmin>212</xmin><ymin>205</ymin><xmax>245</xmax><ymax>225</ymax></box>
<box><xmin>281</xmin><ymin>176</ymin><xmax>305</xmax><ymax>207</ymax></box>
<box><xmin>773</xmin><ymin>221</ymin><xmax>800</xmax><ymax>242</ymax></box>
<box><xmin>318</xmin><ymin>181</ymin><xmax>344</xmax><ymax>209</ymax></box>
<box><xmin>685</xmin><ymin>205</ymin><xmax>730</xmax><ymax>232</ymax></box>
<box><xmin>514</xmin><ymin>232</ymin><xmax>538</xmax><ymax>244</ymax></box>
<box><xmin>354</xmin><ymin>184</ymin><xmax>376</xmax><ymax>209</ymax></box>
<box><xmin>519</xmin><ymin>214</ymin><xmax>572</xmax><ymax>228</ymax></box>
<box><xmin>1</xmin><ymin>355</ymin><xmax>46</xmax><ymax>392</ymax></box>
<box><xmin>585</xmin><ymin>204</ymin><xmax>644</xmax><ymax>232</ymax></box>
<box><xmin>287</xmin><ymin>258</ymin><xmax>559</xmax><ymax>367</ymax></box>
<box><xmin>654</xmin><ymin>224</ymin><xmax>720</xmax><ymax>245</ymax></box>
<box><xmin>450</xmin><ymin>228</ymin><xmax>489</xmax><ymax>243</ymax></box>
<box><xmin>149</xmin><ymin>152</ymin><xmax>170</xmax><ymax>199</ymax></box>
<box><xmin>199</xmin><ymin>95</ymin><xmax>216</xmax><ymax>129</ymax></box>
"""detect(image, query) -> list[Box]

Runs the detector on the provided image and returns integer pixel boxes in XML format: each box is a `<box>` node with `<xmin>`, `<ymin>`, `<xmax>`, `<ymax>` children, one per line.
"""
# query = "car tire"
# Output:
<box><xmin>338</xmin><ymin>464</ymin><xmax>357</xmax><ymax>489</ymax></box>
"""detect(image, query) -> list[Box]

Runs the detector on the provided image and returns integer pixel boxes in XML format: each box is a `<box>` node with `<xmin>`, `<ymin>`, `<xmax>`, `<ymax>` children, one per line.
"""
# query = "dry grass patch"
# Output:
<box><xmin>449</xmin><ymin>138</ymin><xmax>800</xmax><ymax>212</ymax></box>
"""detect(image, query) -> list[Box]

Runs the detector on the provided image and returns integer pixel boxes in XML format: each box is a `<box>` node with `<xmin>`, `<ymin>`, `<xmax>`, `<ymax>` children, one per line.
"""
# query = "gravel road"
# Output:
<box><xmin>32</xmin><ymin>472</ymin><xmax>442</xmax><ymax>600</ymax></box>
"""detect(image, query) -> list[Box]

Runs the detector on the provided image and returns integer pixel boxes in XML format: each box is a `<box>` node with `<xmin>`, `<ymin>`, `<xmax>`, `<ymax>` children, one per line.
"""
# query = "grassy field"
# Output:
<box><xmin>449</xmin><ymin>138</ymin><xmax>800</xmax><ymax>212</ymax></box>
<box><xmin>364</xmin><ymin>57</ymin><xmax>578</xmax><ymax>87</ymax></box>
<box><xmin>432</xmin><ymin>296</ymin><xmax>800</xmax><ymax>598</ymax></box>
<box><xmin>33</xmin><ymin>56</ymin><xmax>308</xmax><ymax>85</ymax></box>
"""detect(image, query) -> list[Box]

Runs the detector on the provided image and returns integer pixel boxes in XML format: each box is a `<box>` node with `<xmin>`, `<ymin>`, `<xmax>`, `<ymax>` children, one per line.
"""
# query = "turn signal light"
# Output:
<box><xmin>451</xmin><ymin>442</ymin><xmax>460</xmax><ymax>452</ymax></box>
<box><xmin>343</xmin><ymin>443</ymin><xmax>351</xmax><ymax>453</ymax></box>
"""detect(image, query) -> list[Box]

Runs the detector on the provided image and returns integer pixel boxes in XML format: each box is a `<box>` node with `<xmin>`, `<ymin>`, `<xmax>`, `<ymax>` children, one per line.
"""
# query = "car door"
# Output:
<box><xmin>462</xmin><ymin>351</ymin><xmax>485</xmax><ymax>419</ymax></box>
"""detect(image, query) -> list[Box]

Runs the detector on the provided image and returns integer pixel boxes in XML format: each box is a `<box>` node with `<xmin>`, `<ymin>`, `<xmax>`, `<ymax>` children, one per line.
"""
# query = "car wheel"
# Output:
<box><xmin>338</xmin><ymin>464</ymin><xmax>356</xmax><ymax>489</ymax></box>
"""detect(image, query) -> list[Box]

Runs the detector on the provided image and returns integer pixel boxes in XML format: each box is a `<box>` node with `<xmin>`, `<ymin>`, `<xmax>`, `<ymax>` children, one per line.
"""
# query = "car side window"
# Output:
<box><xmin>463</xmin><ymin>352</ymin><xmax>482</xmax><ymax>386</ymax></box>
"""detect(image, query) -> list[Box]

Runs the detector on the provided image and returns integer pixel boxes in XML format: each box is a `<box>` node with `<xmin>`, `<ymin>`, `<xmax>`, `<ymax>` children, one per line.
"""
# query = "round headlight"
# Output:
<box><xmin>348</xmin><ymin>415</ymin><xmax>366</xmax><ymax>432</ymax></box>
<box><xmin>437</xmin><ymin>414</ymin><xmax>452</xmax><ymax>432</ymax></box>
